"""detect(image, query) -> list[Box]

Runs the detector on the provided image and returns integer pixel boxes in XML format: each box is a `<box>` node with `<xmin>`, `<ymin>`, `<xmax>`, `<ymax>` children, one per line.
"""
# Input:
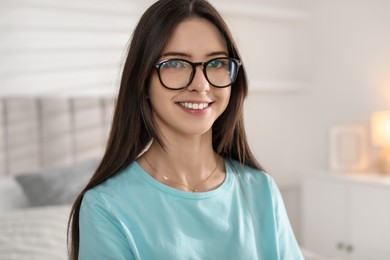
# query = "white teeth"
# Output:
<box><xmin>179</xmin><ymin>102</ymin><xmax>209</xmax><ymax>110</ymax></box>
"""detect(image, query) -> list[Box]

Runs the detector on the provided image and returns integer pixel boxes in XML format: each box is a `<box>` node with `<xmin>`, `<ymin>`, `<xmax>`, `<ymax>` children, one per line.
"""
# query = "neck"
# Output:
<box><xmin>139</xmin><ymin>132</ymin><xmax>224</xmax><ymax>192</ymax></box>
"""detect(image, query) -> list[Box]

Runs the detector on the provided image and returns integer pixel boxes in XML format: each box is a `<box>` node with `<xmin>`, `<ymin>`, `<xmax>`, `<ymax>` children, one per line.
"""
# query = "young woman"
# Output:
<box><xmin>68</xmin><ymin>0</ymin><xmax>304</xmax><ymax>259</ymax></box>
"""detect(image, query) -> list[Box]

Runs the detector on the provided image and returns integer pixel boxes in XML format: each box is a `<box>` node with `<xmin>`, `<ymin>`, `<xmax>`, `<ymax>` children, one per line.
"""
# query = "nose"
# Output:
<box><xmin>186</xmin><ymin>66</ymin><xmax>210</xmax><ymax>93</ymax></box>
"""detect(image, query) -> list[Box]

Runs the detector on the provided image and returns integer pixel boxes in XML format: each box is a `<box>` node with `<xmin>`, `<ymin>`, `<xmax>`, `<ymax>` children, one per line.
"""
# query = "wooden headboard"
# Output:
<box><xmin>0</xmin><ymin>96</ymin><xmax>115</xmax><ymax>178</ymax></box>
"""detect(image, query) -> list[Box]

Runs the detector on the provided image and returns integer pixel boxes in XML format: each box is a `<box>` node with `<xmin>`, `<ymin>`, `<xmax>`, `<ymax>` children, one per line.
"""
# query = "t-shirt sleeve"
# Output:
<box><xmin>269</xmin><ymin>177</ymin><xmax>304</xmax><ymax>260</ymax></box>
<box><xmin>78</xmin><ymin>190</ymin><xmax>135</xmax><ymax>260</ymax></box>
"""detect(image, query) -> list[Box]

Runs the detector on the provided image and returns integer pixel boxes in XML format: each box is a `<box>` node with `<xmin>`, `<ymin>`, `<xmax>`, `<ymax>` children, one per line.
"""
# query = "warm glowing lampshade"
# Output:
<box><xmin>371</xmin><ymin>111</ymin><xmax>390</xmax><ymax>174</ymax></box>
<box><xmin>371</xmin><ymin>111</ymin><xmax>390</xmax><ymax>147</ymax></box>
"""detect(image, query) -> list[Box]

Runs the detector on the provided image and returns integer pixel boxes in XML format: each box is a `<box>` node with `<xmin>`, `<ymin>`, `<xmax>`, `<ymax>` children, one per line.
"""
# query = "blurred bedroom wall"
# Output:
<box><xmin>243</xmin><ymin>0</ymin><xmax>390</xmax><ymax>240</ymax></box>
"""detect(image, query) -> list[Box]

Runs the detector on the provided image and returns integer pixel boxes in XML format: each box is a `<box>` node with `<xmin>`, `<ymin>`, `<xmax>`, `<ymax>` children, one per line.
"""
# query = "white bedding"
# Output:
<box><xmin>0</xmin><ymin>206</ymin><xmax>71</xmax><ymax>260</ymax></box>
<box><xmin>0</xmin><ymin>157</ymin><xmax>97</xmax><ymax>260</ymax></box>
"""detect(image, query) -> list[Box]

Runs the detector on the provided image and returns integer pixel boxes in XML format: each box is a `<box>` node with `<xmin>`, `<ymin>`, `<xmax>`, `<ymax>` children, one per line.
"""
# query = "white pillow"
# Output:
<box><xmin>0</xmin><ymin>177</ymin><xmax>29</xmax><ymax>212</ymax></box>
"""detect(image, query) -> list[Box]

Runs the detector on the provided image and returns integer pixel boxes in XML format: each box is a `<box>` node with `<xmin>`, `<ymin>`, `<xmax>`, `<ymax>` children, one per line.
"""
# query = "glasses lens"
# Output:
<box><xmin>206</xmin><ymin>58</ymin><xmax>239</xmax><ymax>87</ymax></box>
<box><xmin>158</xmin><ymin>60</ymin><xmax>192</xmax><ymax>89</ymax></box>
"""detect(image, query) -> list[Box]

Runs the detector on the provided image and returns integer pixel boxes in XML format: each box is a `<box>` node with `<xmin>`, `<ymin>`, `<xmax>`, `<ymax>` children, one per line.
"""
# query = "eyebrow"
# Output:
<box><xmin>159</xmin><ymin>51</ymin><xmax>229</xmax><ymax>59</ymax></box>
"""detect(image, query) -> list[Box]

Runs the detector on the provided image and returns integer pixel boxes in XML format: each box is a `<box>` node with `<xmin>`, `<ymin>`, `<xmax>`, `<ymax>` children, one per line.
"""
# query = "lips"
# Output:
<box><xmin>178</xmin><ymin>102</ymin><xmax>210</xmax><ymax>110</ymax></box>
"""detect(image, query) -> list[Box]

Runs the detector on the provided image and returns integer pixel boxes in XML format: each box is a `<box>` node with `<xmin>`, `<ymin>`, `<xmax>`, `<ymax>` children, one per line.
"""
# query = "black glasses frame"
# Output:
<box><xmin>154</xmin><ymin>57</ymin><xmax>242</xmax><ymax>90</ymax></box>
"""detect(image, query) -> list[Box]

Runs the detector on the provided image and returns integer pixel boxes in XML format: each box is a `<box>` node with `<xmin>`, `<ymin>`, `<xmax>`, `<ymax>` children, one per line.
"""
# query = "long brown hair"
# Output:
<box><xmin>68</xmin><ymin>0</ymin><xmax>262</xmax><ymax>258</ymax></box>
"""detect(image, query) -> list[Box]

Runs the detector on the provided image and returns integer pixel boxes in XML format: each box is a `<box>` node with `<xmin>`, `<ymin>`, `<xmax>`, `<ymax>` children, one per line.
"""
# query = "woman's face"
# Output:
<box><xmin>148</xmin><ymin>18</ymin><xmax>231</xmax><ymax>138</ymax></box>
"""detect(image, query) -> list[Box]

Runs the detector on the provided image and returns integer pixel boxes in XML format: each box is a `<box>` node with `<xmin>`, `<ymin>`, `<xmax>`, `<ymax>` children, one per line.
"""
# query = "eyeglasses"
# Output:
<box><xmin>154</xmin><ymin>57</ymin><xmax>242</xmax><ymax>90</ymax></box>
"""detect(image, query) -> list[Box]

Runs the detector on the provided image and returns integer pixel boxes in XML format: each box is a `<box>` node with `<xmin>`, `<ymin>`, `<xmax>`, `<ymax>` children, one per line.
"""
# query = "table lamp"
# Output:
<box><xmin>371</xmin><ymin>111</ymin><xmax>390</xmax><ymax>174</ymax></box>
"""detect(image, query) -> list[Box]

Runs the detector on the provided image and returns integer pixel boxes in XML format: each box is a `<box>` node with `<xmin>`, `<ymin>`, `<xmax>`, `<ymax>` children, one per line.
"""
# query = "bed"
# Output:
<box><xmin>0</xmin><ymin>96</ymin><xmax>114</xmax><ymax>259</ymax></box>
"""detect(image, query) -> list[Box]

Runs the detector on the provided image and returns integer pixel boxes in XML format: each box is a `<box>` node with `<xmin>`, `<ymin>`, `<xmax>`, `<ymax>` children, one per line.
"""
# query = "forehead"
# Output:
<box><xmin>161</xmin><ymin>17</ymin><xmax>228</xmax><ymax>58</ymax></box>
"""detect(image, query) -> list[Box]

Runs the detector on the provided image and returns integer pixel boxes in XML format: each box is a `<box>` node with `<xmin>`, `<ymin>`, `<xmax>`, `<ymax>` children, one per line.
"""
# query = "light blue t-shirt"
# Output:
<box><xmin>79</xmin><ymin>159</ymin><xmax>303</xmax><ymax>260</ymax></box>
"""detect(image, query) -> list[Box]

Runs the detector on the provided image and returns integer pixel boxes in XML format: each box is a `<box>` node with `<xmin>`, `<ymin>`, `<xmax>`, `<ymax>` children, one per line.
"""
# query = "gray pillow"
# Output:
<box><xmin>0</xmin><ymin>177</ymin><xmax>30</xmax><ymax>212</ymax></box>
<box><xmin>15</xmin><ymin>159</ymin><xmax>99</xmax><ymax>207</ymax></box>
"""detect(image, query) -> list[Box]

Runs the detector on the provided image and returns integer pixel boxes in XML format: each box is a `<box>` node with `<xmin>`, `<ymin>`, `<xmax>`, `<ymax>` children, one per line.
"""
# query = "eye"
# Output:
<box><xmin>161</xmin><ymin>60</ymin><xmax>187</xmax><ymax>69</ymax></box>
<box><xmin>207</xmin><ymin>59</ymin><xmax>226</xmax><ymax>69</ymax></box>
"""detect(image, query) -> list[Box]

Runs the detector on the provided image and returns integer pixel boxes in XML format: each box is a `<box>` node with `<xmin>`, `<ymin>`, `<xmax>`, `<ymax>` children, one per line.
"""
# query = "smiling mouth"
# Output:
<box><xmin>178</xmin><ymin>102</ymin><xmax>210</xmax><ymax>110</ymax></box>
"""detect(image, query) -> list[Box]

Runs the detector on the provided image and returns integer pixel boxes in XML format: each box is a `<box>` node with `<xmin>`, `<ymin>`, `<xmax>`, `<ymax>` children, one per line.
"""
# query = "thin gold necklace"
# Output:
<box><xmin>143</xmin><ymin>155</ymin><xmax>219</xmax><ymax>192</ymax></box>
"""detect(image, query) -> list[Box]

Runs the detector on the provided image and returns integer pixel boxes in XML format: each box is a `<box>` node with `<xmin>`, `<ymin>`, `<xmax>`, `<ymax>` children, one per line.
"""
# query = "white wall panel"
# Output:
<box><xmin>0</xmin><ymin>0</ymin><xmax>141</xmax><ymax>96</ymax></box>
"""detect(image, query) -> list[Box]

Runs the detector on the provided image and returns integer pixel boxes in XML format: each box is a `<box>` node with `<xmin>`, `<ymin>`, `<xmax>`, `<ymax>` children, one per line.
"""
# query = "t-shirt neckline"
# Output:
<box><xmin>132</xmin><ymin>160</ymin><xmax>233</xmax><ymax>199</ymax></box>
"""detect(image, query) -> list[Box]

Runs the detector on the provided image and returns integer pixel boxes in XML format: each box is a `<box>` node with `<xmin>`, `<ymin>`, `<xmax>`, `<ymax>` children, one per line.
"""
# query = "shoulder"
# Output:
<box><xmin>227</xmin><ymin>159</ymin><xmax>278</xmax><ymax>195</ymax></box>
<box><xmin>82</xmin><ymin>162</ymin><xmax>142</xmax><ymax>205</ymax></box>
<box><xmin>228</xmin><ymin>159</ymin><xmax>273</xmax><ymax>183</ymax></box>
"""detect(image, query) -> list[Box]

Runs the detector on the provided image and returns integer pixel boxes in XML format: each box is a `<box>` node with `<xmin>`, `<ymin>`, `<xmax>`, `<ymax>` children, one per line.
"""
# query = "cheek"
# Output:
<box><xmin>148</xmin><ymin>74</ymin><xmax>179</xmax><ymax>114</ymax></box>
